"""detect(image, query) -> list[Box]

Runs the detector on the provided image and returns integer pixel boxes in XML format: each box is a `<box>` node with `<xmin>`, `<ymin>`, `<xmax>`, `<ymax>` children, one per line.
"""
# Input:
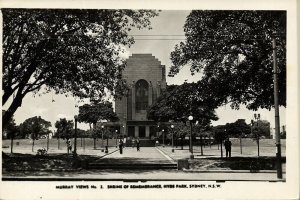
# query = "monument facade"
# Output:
<box><xmin>115</xmin><ymin>54</ymin><xmax>166</xmax><ymax>138</ymax></box>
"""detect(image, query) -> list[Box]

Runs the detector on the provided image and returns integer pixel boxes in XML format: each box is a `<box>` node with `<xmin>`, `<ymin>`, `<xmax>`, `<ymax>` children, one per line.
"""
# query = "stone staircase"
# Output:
<box><xmin>88</xmin><ymin>162</ymin><xmax>177</xmax><ymax>170</ymax></box>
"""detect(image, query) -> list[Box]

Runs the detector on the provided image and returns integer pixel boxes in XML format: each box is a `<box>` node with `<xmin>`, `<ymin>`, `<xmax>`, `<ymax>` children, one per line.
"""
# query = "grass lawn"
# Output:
<box><xmin>2</xmin><ymin>151</ymin><xmax>99</xmax><ymax>173</ymax></box>
<box><xmin>189</xmin><ymin>156</ymin><xmax>286</xmax><ymax>171</ymax></box>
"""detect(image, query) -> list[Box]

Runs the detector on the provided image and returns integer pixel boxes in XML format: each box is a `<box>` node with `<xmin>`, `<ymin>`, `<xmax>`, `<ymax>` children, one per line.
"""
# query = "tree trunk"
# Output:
<box><xmin>32</xmin><ymin>138</ymin><xmax>35</xmax><ymax>152</ymax></box>
<box><xmin>58</xmin><ymin>133</ymin><xmax>60</xmax><ymax>149</ymax></box>
<box><xmin>220</xmin><ymin>139</ymin><xmax>223</xmax><ymax>158</ymax></box>
<box><xmin>181</xmin><ymin>137</ymin><xmax>183</xmax><ymax>150</ymax></box>
<box><xmin>2</xmin><ymin>60</ymin><xmax>38</xmax><ymax>129</ymax></box>
<box><xmin>257</xmin><ymin>137</ymin><xmax>260</xmax><ymax>157</ymax></box>
<box><xmin>47</xmin><ymin>133</ymin><xmax>49</xmax><ymax>151</ymax></box>
<box><xmin>93</xmin><ymin>123</ymin><xmax>97</xmax><ymax>149</ymax></box>
<box><xmin>3</xmin><ymin>87</ymin><xmax>14</xmax><ymax>106</ymax></box>
<box><xmin>10</xmin><ymin>133</ymin><xmax>14</xmax><ymax>154</ymax></box>
<box><xmin>200</xmin><ymin>135</ymin><xmax>203</xmax><ymax>156</ymax></box>
<box><xmin>2</xmin><ymin>94</ymin><xmax>23</xmax><ymax>130</ymax></box>
<box><xmin>240</xmin><ymin>136</ymin><xmax>243</xmax><ymax>154</ymax></box>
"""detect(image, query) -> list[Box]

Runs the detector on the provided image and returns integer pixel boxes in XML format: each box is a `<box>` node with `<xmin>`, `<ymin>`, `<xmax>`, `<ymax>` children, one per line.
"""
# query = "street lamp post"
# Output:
<box><xmin>115</xmin><ymin>129</ymin><xmax>118</xmax><ymax>148</ymax></box>
<box><xmin>221</xmin><ymin>128</ymin><xmax>225</xmax><ymax>158</ymax></box>
<box><xmin>122</xmin><ymin>125</ymin><xmax>125</xmax><ymax>138</ymax></box>
<box><xmin>101</xmin><ymin>125</ymin><xmax>104</xmax><ymax>149</ymax></box>
<box><xmin>162</xmin><ymin>129</ymin><xmax>165</xmax><ymax>147</ymax></box>
<box><xmin>47</xmin><ymin>131</ymin><xmax>49</xmax><ymax>152</ymax></box>
<box><xmin>188</xmin><ymin>115</ymin><xmax>194</xmax><ymax>159</ymax></box>
<box><xmin>200</xmin><ymin>134</ymin><xmax>204</xmax><ymax>156</ymax></box>
<box><xmin>105</xmin><ymin>128</ymin><xmax>109</xmax><ymax>154</ymax></box>
<box><xmin>74</xmin><ymin>115</ymin><xmax>78</xmax><ymax>157</ymax></box>
<box><xmin>254</xmin><ymin>113</ymin><xmax>261</xmax><ymax>157</ymax></box>
<box><xmin>171</xmin><ymin>124</ymin><xmax>174</xmax><ymax>152</ymax></box>
<box><xmin>273</xmin><ymin>37</ymin><xmax>282</xmax><ymax>178</ymax></box>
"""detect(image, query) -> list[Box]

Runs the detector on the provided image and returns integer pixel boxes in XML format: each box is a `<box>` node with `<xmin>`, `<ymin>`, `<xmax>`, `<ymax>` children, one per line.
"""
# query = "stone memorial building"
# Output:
<box><xmin>113</xmin><ymin>54</ymin><xmax>166</xmax><ymax>139</ymax></box>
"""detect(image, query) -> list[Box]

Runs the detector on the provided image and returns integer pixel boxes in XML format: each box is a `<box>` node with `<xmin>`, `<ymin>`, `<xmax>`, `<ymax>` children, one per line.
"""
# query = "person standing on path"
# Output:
<box><xmin>224</xmin><ymin>138</ymin><xmax>232</xmax><ymax>158</ymax></box>
<box><xmin>136</xmin><ymin>138</ymin><xmax>140</xmax><ymax>151</ymax></box>
<box><xmin>66</xmin><ymin>139</ymin><xmax>72</xmax><ymax>154</ymax></box>
<box><xmin>119</xmin><ymin>139</ymin><xmax>124</xmax><ymax>154</ymax></box>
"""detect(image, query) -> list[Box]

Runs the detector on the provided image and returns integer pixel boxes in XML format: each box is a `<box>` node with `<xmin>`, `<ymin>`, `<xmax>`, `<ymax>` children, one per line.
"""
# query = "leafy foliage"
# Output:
<box><xmin>2</xmin><ymin>9</ymin><xmax>159</xmax><ymax>127</ymax></box>
<box><xmin>193</xmin><ymin>123</ymin><xmax>213</xmax><ymax>137</ymax></box>
<box><xmin>224</xmin><ymin>119</ymin><xmax>251</xmax><ymax>138</ymax></box>
<box><xmin>21</xmin><ymin>116</ymin><xmax>52</xmax><ymax>140</ymax></box>
<box><xmin>55</xmin><ymin>118</ymin><xmax>74</xmax><ymax>139</ymax></box>
<box><xmin>147</xmin><ymin>83</ymin><xmax>219</xmax><ymax>125</ymax></box>
<box><xmin>169</xmin><ymin>122</ymin><xmax>190</xmax><ymax>138</ymax></box>
<box><xmin>251</xmin><ymin>119</ymin><xmax>271</xmax><ymax>139</ymax></box>
<box><xmin>170</xmin><ymin>10</ymin><xmax>286</xmax><ymax>110</ymax></box>
<box><xmin>213</xmin><ymin>125</ymin><xmax>228</xmax><ymax>142</ymax></box>
<box><xmin>78</xmin><ymin>101</ymin><xmax>118</xmax><ymax>126</ymax></box>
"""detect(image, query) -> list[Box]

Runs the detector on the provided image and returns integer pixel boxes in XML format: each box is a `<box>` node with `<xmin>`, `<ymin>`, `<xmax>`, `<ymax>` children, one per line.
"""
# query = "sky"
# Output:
<box><xmin>3</xmin><ymin>10</ymin><xmax>286</xmax><ymax>132</ymax></box>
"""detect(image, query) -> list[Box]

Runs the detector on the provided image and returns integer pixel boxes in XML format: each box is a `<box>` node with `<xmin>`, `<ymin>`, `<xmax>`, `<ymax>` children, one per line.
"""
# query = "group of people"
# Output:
<box><xmin>118</xmin><ymin>137</ymin><xmax>140</xmax><ymax>154</ymax></box>
<box><xmin>130</xmin><ymin>137</ymin><xmax>140</xmax><ymax>150</ymax></box>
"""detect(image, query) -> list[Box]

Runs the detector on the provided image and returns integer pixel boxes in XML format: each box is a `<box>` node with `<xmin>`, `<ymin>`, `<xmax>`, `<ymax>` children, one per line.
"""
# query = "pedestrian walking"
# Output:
<box><xmin>155</xmin><ymin>140</ymin><xmax>159</xmax><ymax>147</ymax></box>
<box><xmin>224</xmin><ymin>138</ymin><xmax>232</xmax><ymax>158</ymax></box>
<box><xmin>66</xmin><ymin>139</ymin><xmax>72</xmax><ymax>154</ymax></box>
<box><xmin>119</xmin><ymin>139</ymin><xmax>124</xmax><ymax>154</ymax></box>
<box><xmin>136</xmin><ymin>138</ymin><xmax>140</xmax><ymax>151</ymax></box>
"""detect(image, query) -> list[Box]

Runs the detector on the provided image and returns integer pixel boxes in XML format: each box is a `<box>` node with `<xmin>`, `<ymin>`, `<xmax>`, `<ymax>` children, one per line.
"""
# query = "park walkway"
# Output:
<box><xmin>88</xmin><ymin>147</ymin><xmax>177</xmax><ymax>169</ymax></box>
<box><xmin>98</xmin><ymin>147</ymin><xmax>174</xmax><ymax>164</ymax></box>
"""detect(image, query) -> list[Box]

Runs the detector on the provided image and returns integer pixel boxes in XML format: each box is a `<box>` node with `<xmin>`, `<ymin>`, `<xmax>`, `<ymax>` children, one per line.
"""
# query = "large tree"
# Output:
<box><xmin>224</xmin><ymin>119</ymin><xmax>251</xmax><ymax>155</ymax></box>
<box><xmin>225</xmin><ymin>119</ymin><xmax>251</xmax><ymax>138</ymax></box>
<box><xmin>147</xmin><ymin>82</ymin><xmax>219</xmax><ymax>124</ymax></box>
<box><xmin>2</xmin><ymin>9</ymin><xmax>158</xmax><ymax>128</ymax></box>
<box><xmin>78</xmin><ymin>100</ymin><xmax>118</xmax><ymax>149</ymax></box>
<box><xmin>55</xmin><ymin>118</ymin><xmax>74</xmax><ymax>140</ymax></box>
<box><xmin>21</xmin><ymin>116</ymin><xmax>52</xmax><ymax>152</ymax></box>
<box><xmin>78</xmin><ymin>101</ymin><xmax>118</xmax><ymax>128</ymax></box>
<box><xmin>170</xmin><ymin>10</ymin><xmax>286</xmax><ymax>110</ymax></box>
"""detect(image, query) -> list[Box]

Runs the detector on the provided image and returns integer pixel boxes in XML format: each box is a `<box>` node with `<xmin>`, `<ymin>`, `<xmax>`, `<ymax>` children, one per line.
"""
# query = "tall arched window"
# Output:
<box><xmin>135</xmin><ymin>79</ymin><xmax>149</xmax><ymax>111</ymax></box>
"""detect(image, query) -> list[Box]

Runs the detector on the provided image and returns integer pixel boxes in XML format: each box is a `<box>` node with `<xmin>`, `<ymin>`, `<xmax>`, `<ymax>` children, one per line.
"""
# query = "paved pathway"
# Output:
<box><xmin>96</xmin><ymin>147</ymin><xmax>174</xmax><ymax>164</ymax></box>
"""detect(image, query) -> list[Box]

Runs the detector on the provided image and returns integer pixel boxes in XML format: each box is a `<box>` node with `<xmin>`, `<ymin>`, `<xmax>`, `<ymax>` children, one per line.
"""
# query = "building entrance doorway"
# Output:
<box><xmin>139</xmin><ymin>126</ymin><xmax>146</xmax><ymax>138</ymax></box>
<box><xmin>128</xmin><ymin>126</ymin><xmax>135</xmax><ymax>137</ymax></box>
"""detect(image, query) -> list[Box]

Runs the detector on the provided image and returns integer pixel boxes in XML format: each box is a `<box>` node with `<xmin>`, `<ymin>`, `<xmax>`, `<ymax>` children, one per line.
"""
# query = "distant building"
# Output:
<box><xmin>98</xmin><ymin>54</ymin><xmax>166</xmax><ymax>138</ymax></box>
